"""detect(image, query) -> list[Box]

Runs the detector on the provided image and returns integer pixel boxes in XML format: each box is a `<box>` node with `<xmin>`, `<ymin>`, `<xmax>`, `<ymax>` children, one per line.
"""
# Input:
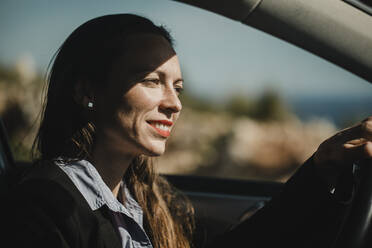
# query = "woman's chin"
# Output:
<box><xmin>144</xmin><ymin>150</ymin><xmax>165</xmax><ymax>157</ymax></box>
<box><xmin>141</xmin><ymin>142</ymin><xmax>166</xmax><ymax>157</ymax></box>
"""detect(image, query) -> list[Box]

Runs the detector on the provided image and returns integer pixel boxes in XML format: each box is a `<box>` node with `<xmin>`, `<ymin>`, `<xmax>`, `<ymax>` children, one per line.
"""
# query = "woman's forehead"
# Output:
<box><xmin>123</xmin><ymin>34</ymin><xmax>175</xmax><ymax>57</ymax></box>
<box><xmin>114</xmin><ymin>34</ymin><xmax>178</xmax><ymax>76</ymax></box>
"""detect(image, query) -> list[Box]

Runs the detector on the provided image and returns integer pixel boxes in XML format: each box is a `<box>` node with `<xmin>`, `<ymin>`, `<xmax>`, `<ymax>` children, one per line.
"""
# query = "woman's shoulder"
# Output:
<box><xmin>9</xmin><ymin>160</ymin><xmax>89</xmax><ymax>210</ymax></box>
<box><xmin>16</xmin><ymin>160</ymin><xmax>73</xmax><ymax>190</ymax></box>
<box><xmin>4</xmin><ymin>159</ymin><xmax>93</xmax><ymax>227</ymax></box>
<box><xmin>2</xmin><ymin>160</ymin><xmax>85</xmax><ymax>247</ymax></box>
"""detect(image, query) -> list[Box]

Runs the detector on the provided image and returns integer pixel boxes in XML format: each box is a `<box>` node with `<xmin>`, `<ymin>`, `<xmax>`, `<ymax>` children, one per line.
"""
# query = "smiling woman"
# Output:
<box><xmin>94</xmin><ymin>33</ymin><xmax>183</xmax><ymax>157</ymax></box>
<box><xmin>4</xmin><ymin>14</ymin><xmax>193</xmax><ymax>248</ymax></box>
<box><xmin>3</xmin><ymin>10</ymin><xmax>372</xmax><ymax>248</ymax></box>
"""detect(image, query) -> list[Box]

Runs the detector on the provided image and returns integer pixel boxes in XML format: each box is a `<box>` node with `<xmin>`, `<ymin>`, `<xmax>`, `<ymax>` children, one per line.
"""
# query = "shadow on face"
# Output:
<box><xmin>94</xmin><ymin>34</ymin><xmax>184</xmax><ymax>157</ymax></box>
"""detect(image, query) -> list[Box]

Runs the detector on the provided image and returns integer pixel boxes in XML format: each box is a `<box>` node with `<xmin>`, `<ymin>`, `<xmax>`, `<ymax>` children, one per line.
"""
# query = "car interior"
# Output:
<box><xmin>0</xmin><ymin>118</ymin><xmax>15</xmax><ymax>196</ymax></box>
<box><xmin>2</xmin><ymin>0</ymin><xmax>372</xmax><ymax>247</ymax></box>
<box><xmin>172</xmin><ymin>0</ymin><xmax>372</xmax><ymax>246</ymax></box>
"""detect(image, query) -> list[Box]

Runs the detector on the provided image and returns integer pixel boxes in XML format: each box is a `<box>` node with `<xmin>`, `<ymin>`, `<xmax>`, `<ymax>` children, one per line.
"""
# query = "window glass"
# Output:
<box><xmin>1</xmin><ymin>0</ymin><xmax>371</xmax><ymax>182</ymax></box>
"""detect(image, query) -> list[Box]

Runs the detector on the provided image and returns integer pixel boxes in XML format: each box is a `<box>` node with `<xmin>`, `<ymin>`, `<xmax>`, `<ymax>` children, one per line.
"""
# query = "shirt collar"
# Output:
<box><xmin>55</xmin><ymin>159</ymin><xmax>143</xmax><ymax>226</ymax></box>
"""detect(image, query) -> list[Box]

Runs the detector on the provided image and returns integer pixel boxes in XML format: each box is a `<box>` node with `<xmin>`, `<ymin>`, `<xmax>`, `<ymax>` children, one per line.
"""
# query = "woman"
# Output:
<box><xmin>3</xmin><ymin>13</ymin><xmax>372</xmax><ymax>248</ymax></box>
<box><xmin>5</xmin><ymin>14</ymin><xmax>193</xmax><ymax>248</ymax></box>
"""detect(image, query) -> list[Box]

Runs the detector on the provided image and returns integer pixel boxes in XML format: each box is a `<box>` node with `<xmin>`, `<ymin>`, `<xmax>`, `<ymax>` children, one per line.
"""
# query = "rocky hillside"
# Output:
<box><xmin>156</xmin><ymin>108</ymin><xmax>336</xmax><ymax>182</ymax></box>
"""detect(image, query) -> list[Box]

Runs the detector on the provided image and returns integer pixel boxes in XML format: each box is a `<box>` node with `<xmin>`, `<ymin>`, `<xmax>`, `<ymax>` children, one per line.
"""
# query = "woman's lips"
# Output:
<box><xmin>147</xmin><ymin>120</ymin><xmax>173</xmax><ymax>138</ymax></box>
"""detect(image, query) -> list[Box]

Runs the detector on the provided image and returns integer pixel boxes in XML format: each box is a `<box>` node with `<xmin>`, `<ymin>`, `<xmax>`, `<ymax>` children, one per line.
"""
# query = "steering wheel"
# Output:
<box><xmin>332</xmin><ymin>160</ymin><xmax>372</xmax><ymax>248</ymax></box>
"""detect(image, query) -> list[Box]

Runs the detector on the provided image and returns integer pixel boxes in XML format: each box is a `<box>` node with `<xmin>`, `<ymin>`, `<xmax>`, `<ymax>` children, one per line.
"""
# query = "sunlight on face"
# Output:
<box><xmin>96</xmin><ymin>34</ymin><xmax>183</xmax><ymax>157</ymax></box>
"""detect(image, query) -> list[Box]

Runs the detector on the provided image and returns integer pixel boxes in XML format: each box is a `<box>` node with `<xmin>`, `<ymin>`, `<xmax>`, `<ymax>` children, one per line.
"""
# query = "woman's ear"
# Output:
<box><xmin>73</xmin><ymin>80</ymin><xmax>95</xmax><ymax>109</ymax></box>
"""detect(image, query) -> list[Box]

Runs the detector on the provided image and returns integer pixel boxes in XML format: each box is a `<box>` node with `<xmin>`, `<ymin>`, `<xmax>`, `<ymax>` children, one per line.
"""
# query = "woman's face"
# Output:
<box><xmin>95</xmin><ymin>33</ymin><xmax>183</xmax><ymax>157</ymax></box>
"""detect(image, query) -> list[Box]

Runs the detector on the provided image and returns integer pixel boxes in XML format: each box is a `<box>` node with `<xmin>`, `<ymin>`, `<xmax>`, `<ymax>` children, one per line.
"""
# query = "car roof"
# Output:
<box><xmin>173</xmin><ymin>0</ymin><xmax>372</xmax><ymax>84</ymax></box>
<box><xmin>343</xmin><ymin>0</ymin><xmax>372</xmax><ymax>15</ymax></box>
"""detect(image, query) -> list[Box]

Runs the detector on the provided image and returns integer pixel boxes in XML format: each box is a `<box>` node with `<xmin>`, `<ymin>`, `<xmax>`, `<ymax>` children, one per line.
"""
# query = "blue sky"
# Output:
<box><xmin>1</xmin><ymin>0</ymin><xmax>371</xmax><ymax>101</ymax></box>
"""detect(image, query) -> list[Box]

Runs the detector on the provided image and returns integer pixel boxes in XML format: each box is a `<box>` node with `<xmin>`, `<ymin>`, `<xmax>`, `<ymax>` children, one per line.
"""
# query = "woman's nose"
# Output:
<box><xmin>160</xmin><ymin>86</ymin><xmax>182</xmax><ymax>114</ymax></box>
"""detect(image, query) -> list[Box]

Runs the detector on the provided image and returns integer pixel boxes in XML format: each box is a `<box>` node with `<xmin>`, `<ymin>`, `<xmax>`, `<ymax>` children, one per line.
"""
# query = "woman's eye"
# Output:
<box><xmin>142</xmin><ymin>78</ymin><xmax>160</xmax><ymax>83</ymax></box>
<box><xmin>141</xmin><ymin>78</ymin><xmax>160</xmax><ymax>86</ymax></box>
<box><xmin>175</xmin><ymin>86</ymin><xmax>184</xmax><ymax>95</ymax></box>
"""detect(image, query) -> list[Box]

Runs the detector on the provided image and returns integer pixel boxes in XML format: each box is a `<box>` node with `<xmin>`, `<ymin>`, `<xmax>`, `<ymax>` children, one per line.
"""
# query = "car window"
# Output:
<box><xmin>0</xmin><ymin>0</ymin><xmax>371</xmax><ymax>183</ymax></box>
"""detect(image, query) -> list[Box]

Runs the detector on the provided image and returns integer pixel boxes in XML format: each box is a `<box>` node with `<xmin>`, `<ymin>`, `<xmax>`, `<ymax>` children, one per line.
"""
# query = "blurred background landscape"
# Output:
<box><xmin>1</xmin><ymin>60</ymin><xmax>371</xmax><ymax>182</ymax></box>
<box><xmin>1</xmin><ymin>0</ymin><xmax>372</xmax><ymax>182</ymax></box>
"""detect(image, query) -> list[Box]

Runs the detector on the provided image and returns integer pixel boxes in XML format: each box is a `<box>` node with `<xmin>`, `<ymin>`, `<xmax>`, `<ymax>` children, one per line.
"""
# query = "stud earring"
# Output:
<box><xmin>87</xmin><ymin>102</ymin><xmax>94</xmax><ymax>108</ymax></box>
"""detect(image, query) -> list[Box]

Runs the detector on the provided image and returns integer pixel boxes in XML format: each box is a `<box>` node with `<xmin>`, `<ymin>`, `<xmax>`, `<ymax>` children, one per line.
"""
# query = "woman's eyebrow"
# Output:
<box><xmin>174</xmin><ymin>78</ymin><xmax>184</xmax><ymax>84</ymax></box>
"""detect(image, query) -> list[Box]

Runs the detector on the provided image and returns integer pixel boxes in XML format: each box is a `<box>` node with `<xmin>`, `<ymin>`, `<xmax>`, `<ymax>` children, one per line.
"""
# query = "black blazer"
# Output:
<box><xmin>2</xmin><ymin>161</ymin><xmax>122</xmax><ymax>248</ymax></box>
<box><xmin>1</xmin><ymin>158</ymin><xmax>352</xmax><ymax>248</ymax></box>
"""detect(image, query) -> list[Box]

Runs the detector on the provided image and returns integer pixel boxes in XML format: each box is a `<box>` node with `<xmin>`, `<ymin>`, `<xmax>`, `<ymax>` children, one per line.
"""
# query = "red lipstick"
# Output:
<box><xmin>147</xmin><ymin>120</ymin><xmax>173</xmax><ymax>137</ymax></box>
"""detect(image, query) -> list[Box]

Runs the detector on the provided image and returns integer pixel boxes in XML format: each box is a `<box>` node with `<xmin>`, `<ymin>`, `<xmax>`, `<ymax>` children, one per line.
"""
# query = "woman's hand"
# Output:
<box><xmin>313</xmin><ymin>117</ymin><xmax>372</xmax><ymax>186</ymax></box>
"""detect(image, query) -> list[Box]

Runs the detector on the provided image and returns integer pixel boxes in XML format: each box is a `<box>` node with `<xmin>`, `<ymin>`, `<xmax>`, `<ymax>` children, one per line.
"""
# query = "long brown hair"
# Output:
<box><xmin>33</xmin><ymin>14</ymin><xmax>194</xmax><ymax>248</ymax></box>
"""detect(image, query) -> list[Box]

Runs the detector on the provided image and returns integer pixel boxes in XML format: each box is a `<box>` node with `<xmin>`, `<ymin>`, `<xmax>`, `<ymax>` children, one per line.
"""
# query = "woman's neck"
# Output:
<box><xmin>90</xmin><ymin>142</ymin><xmax>134</xmax><ymax>198</ymax></box>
